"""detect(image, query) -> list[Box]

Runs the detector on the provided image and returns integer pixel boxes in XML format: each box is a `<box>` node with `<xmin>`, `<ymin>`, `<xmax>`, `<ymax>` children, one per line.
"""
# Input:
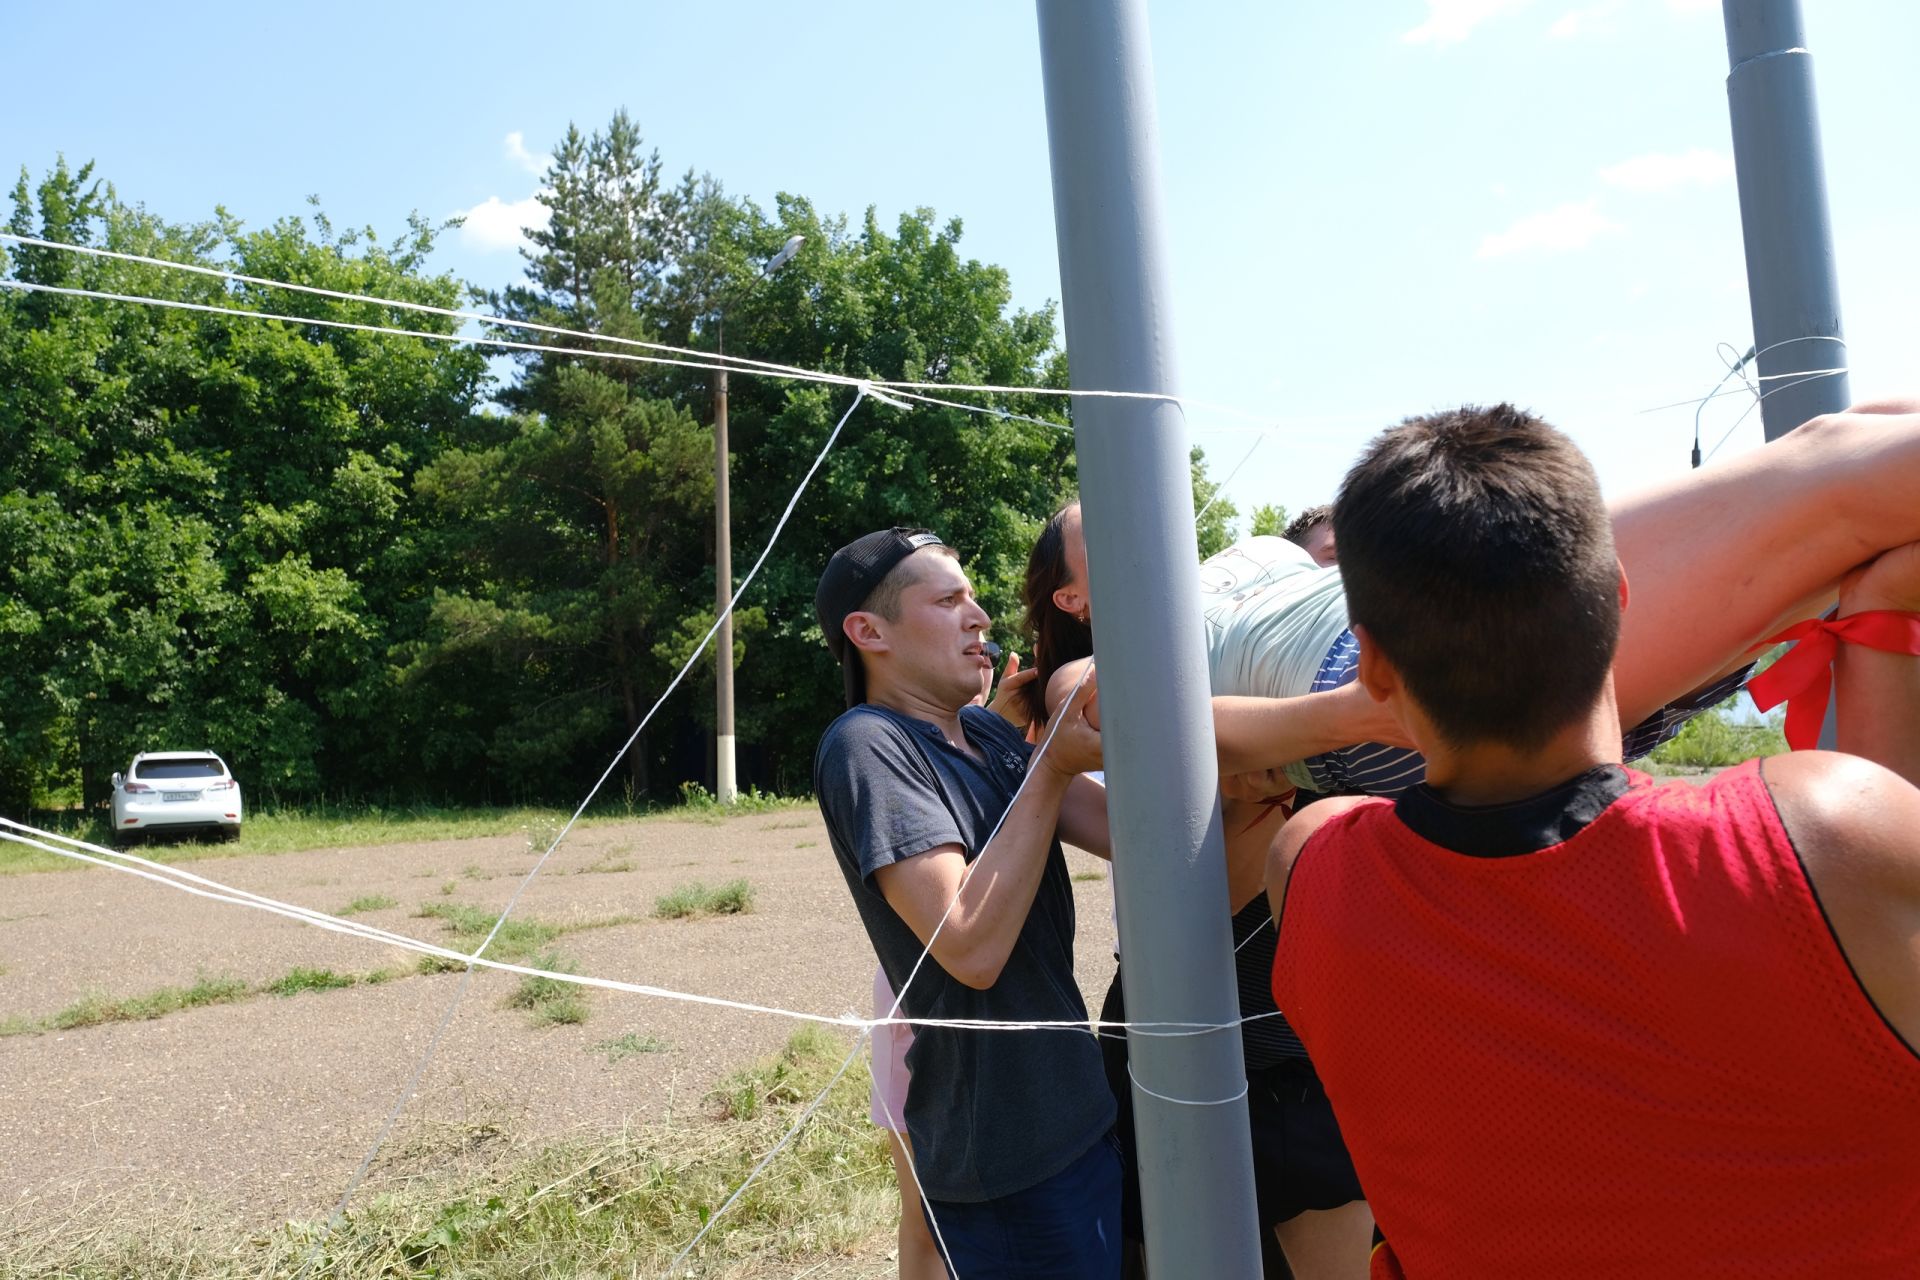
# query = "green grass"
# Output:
<box><xmin>39</xmin><ymin>974</ymin><xmax>252</xmax><ymax>1031</ymax></box>
<box><xmin>262</xmin><ymin>967</ymin><xmax>358</xmax><ymax>997</ymax></box>
<box><xmin>654</xmin><ymin>878</ymin><xmax>755</xmax><ymax>920</ymax></box>
<box><xmin>1</xmin><ymin>1027</ymin><xmax>894</xmax><ymax>1278</ymax></box>
<box><xmin>1072</xmin><ymin>869</ymin><xmax>1107</xmax><ymax>882</ymax></box>
<box><xmin>412</xmin><ymin>901</ymin><xmax>644</xmax><ymax>975</ymax></box>
<box><xmin>1</xmin><ymin>791</ymin><xmax>811</xmax><ymax>877</ymax></box>
<box><xmin>508</xmin><ymin>951</ymin><xmax>589</xmax><ymax>1027</ymax></box>
<box><xmin>2</xmin><ymin>964</ymin><xmax>392</xmax><ymax>1036</ymax></box>
<box><xmin>594</xmin><ymin>1031</ymin><xmax>671</xmax><ymax>1062</ymax></box>
<box><xmin>336</xmin><ymin>893</ymin><xmax>397</xmax><ymax>917</ymax></box>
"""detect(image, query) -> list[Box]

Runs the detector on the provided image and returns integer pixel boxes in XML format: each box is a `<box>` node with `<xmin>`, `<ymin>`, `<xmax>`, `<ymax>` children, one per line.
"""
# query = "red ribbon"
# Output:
<box><xmin>1745</xmin><ymin>610</ymin><xmax>1920</xmax><ymax>750</ymax></box>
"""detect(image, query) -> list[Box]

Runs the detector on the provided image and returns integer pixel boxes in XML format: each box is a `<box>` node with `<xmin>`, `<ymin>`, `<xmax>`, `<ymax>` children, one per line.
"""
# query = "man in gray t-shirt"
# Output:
<box><xmin>813</xmin><ymin>527</ymin><xmax>1119</xmax><ymax>1277</ymax></box>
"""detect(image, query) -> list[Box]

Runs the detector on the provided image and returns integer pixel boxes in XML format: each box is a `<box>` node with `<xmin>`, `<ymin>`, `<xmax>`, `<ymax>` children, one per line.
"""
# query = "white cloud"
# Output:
<box><xmin>1599</xmin><ymin>148</ymin><xmax>1735</xmax><ymax>191</ymax></box>
<box><xmin>504</xmin><ymin>131</ymin><xmax>548</xmax><ymax>176</ymax></box>
<box><xmin>1403</xmin><ymin>0</ymin><xmax>1530</xmax><ymax>46</ymax></box>
<box><xmin>456</xmin><ymin>193</ymin><xmax>550</xmax><ymax>253</ymax></box>
<box><xmin>1476</xmin><ymin>200</ymin><xmax>1622</xmax><ymax>258</ymax></box>
<box><xmin>1550</xmin><ymin>0</ymin><xmax>1623</xmax><ymax>39</ymax></box>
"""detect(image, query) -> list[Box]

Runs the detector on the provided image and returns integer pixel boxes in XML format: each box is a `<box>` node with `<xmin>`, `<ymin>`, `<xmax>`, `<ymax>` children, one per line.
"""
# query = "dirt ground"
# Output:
<box><xmin>0</xmin><ymin>810</ymin><xmax>1121</xmax><ymax>1272</ymax></box>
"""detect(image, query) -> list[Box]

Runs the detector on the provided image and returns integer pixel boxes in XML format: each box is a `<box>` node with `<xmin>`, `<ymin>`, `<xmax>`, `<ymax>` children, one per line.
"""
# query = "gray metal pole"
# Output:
<box><xmin>714</xmin><ymin>363</ymin><xmax>738</xmax><ymax>804</ymax></box>
<box><xmin>1722</xmin><ymin>0</ymin><xmax>1852</xmax><ymax>440</ymax></box>
<box><xmin>1035</xmin><ymin>2</ymin><xmax>1262</xmax><ymax>1274</ymax></box>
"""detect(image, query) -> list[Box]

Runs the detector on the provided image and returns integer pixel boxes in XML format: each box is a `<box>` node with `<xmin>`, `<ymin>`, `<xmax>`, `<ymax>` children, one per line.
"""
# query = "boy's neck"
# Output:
<box><xmin>1419</xmin><ymin>703</ymin><xmax>1623</xmax><ymax>808</ymax></box>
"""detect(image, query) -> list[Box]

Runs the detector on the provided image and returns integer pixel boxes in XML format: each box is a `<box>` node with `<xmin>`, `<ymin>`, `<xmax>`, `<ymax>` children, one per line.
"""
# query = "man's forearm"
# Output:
<box><xmin>943</xmin><ymin>762</ymin><xmax>1074</xmax><ymax>987</ymax></box>
<box><xmin>1213</xmin><ymin>682</ymin><xmax>1399</xmax><ymax>776</ymax></box>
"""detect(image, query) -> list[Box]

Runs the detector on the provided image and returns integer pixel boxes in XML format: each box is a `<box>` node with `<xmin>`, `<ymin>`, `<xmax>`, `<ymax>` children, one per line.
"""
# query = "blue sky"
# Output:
<box><xmin>7</xmin><ymin>0</ymin><xmax>1916</xmax><ymax>521</ymax></box>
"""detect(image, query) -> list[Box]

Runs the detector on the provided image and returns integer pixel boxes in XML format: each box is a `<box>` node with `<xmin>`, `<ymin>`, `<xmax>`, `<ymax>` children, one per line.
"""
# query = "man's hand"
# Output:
<box><xmin>1221</xmin><ymin>766</ymin><xmax>1297</xmax><ymax>806</ymax></box>
<box><xmin>1038</xmin><ymin>664</ymin><xmax>1102</xmax><ymax>779</ymax></box>
<box><xmin>986</xmin><ymin>650</ymin><xmax>1039</xmax><ymax>727</ymax></box>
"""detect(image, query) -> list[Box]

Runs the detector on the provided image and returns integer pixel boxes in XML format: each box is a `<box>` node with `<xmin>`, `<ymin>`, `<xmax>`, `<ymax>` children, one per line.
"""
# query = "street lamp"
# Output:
<box><xmin>713</xmin><ymin>234</ymin><xmax>804</xmax><ymax>804</ymax></box>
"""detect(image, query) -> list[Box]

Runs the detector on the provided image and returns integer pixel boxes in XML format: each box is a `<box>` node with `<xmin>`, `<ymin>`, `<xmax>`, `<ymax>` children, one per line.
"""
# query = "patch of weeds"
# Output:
<box><xmin>416</xmin><ymin>900</ymin><xmax>560</xmax><ymax>965</ymax></box>
<box><xmin>0</xmin><ymin>1013</ymin><xmax>35</xmax><ymax>1037</ymax></box>
<box><xmin>439</xmin><ymin>879</ymin><xmax>457</xmax><ymax>896</ymax></box>
<box><xmin>46</xmin><ymin>974</ymin><xmax>251</xmax><ymax>1030</ymax></box>
<box><xmin>676</xmin><ymin>782</ymin><xmax>809</xmax><ymax>819</ymax></box>
<box><xmin>363</xmin><ymin>968</ymin><xmax>397</xmax><ymax>985</ymax></box>
<box><xmin>712</xmin><ymin>1023</ymin><xmax>845</xmax><ymax>1120</ymax></box>
<box><xmin>654</xmin><ymin>879</ymin><xmax>755</xmax><ymax>920</ymax></box>
<box><xmin>337</xmin><ymin>893</ymin><xmax>397</xmax><ymax>917</ymax></box>
<box><xmin>793</xmin><ymin>840</ymin><xmax>817</xmax><ymax>849</ymax></box>
<box><xmin>1072</xmin><ymin>870</ymin><xmax>1107</xmax><ymax>882</ymax></box>
<box><xmin>594</xmin><ymin>1031</ymin><xmax>670</xmax><ymax>1062</ymax></box>
<box><xmin>461</xmin><ymin>863</ymin><xmax>488</xmax><ymax>881</ymax></box>
<box><xmin>263</xmin><ymin>967</ymin><xmax>357</xmax><ymax>997</ymax></box>
<box><xmin>507</xmin><ymin>951</ymin><xmax>587</xmax><ymax>1026</ymax></box>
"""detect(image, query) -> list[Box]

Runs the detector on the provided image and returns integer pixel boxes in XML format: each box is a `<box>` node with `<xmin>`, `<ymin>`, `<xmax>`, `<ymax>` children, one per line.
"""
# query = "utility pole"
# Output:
<box><xmin>1720</xmin><ymin>0</ymin><xmax>1852</xmax><ymax>749</ymax></box>
<box><xmin>710</xmin><ymin>235</ymin><xmax>801</xmax><ymax>805</ymax></box>
<box><xmin>713</xmin><ymin>350</ymin><xmax>737</xmax><ymax>805</ymax></box>
<box><xmin>1035</xmin><ymin>2</ymin><xmax>1262</xmax><ymax>1275</ymax></box>
<box><xmin>1721</xmin><ymin>0</ymin><xmax>1851</xmax><ymax>440</ymax></box>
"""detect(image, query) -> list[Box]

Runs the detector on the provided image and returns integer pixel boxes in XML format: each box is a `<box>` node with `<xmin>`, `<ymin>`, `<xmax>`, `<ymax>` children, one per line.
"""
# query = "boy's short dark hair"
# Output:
<box><xmin>1283</xmin><ymin>504</ymin><xmax>1334</xmax><ymax>547</ymax></box>
<box><xmin>1333</xmin><ymin>404</ymin><xmax>1620</xmax><ymax>752</ymax></box>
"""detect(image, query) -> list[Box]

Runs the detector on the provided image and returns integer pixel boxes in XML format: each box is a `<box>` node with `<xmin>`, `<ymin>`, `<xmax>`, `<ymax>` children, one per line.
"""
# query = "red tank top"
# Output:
<box><xmin>1273</xmin><ymin>760</ymin><xmax>1920</xmax><ymax>1279</ymax></box>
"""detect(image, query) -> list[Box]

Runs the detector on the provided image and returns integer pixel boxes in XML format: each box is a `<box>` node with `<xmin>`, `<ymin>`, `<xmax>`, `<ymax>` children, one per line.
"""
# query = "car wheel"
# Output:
<box><xmin>223</xmin><ymin>827</ymin><xmax>242</xmax><ymax>844</ymax></box>
<box><xmin>115</xmin><ymin>828</ymin><xmax>143</xmax><ymax>848</ymax></box>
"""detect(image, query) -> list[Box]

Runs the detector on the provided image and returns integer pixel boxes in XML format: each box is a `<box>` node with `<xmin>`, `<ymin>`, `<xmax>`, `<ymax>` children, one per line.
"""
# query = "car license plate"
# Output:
<box><xmin>163</xmin><ymin>791</ymin><xmax>198</xmax><ymax>802</ymax></box>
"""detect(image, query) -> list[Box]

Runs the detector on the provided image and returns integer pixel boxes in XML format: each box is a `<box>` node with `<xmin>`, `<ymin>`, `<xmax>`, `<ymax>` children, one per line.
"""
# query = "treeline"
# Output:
<box><xmin>0</xmin><ymin>114</ymin><xmax>1241</xmax><ymax>812</ymax></box>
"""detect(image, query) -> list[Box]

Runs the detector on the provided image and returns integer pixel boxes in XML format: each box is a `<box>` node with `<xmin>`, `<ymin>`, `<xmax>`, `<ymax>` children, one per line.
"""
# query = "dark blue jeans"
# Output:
<box><xmin>923</xmin><ymin>1132</ymin><xmax>1123</xmax><ymax>1279</ymax></box>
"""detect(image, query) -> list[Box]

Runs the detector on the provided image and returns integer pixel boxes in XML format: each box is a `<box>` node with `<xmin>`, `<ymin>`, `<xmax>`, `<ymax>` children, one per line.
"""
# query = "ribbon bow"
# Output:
<box><xmin>1744</xmin><ymin>611</ymin><xmax>1920</xmax><ymax>750</ymax></box>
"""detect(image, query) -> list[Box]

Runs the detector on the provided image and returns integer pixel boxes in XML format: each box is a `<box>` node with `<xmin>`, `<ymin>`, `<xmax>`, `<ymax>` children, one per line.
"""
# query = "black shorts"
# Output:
<box><xmin>1099</xmin><ymin>972</ymin><xmax>1363</xmax><ymax>1251</ymax></box>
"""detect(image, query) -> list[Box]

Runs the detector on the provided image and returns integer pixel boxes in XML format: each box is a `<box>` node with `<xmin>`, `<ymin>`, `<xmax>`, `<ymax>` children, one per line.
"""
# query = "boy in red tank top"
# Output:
<box><xmin>1268</xmin><ymin>402</ymin><xmax>1920</xmax><ymax>1279</ymax></box>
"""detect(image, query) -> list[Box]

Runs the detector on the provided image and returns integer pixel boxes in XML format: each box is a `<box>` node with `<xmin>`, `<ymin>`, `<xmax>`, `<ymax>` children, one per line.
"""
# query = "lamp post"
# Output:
<box><xmin>713</xmin><ymin>234</ymin><xmax>804</xmax><ymax>804</ymax></box>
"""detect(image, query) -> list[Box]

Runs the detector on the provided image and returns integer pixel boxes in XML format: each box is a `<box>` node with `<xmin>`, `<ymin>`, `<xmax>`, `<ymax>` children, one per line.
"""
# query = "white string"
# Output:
<box><xmin>1194</xmin><ymin>429</ymin><xmax>1266</xmax><ymax>526</ymax></box>
<box><xmin>1126</xmin><ymin>1063</ymin><xmax>1250</xmax><ymax>1108</ymax></box>
<box><xmin>0</xmin><ymin>231</ymin><xmax>858</xmax><ymax>386</ymax></box>
<box><xmin>1233</xmin><ymin>914</ymin><xmax>1273</xmax><ymax>954</ymax></box>
<box><xmin>0</xmin><ymin>821</ymin><xmax>1277</xmax><ymax>1039</ymax></box>
<box><xmin>1704</xmin><ymin>366</ymin><xmax>1852</xmax><ymax>463</ymax></box>
<box><xmin>1638</xmin><ymin>335</ymin><xmax>1851</xmax><ymax>414</ymax></box>
<box><xmin>0</xmin><ymin>236</ymin><xmax>1291</xmax><ymax>434</ymax></box>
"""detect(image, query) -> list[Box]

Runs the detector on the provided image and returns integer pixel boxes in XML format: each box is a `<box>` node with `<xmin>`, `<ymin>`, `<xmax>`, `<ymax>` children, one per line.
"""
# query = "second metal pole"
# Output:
<box><xmin>1721</xmin><ymin>0</ymin><xmax>1852</xmax><ymax>441</ymax></box>
<box><xmin>1036</xmin><ymin>1</ymin><xmax>1262</xmax><ymax>1274</ymax></box>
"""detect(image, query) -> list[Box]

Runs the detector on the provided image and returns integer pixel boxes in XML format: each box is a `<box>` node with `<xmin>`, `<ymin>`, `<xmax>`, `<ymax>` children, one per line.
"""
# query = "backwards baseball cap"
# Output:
<box><xmin>816</xmin><ymin>527</ymin><xmax>947</xmax><ymax>708</ymax></box>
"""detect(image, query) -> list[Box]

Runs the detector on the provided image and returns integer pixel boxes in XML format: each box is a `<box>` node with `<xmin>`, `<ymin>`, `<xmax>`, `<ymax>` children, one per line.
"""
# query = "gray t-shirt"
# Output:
<box><xmin>814</xmin><ymin>702</ymin><xmax>1115</xmax><ymax>1203</ymax></box>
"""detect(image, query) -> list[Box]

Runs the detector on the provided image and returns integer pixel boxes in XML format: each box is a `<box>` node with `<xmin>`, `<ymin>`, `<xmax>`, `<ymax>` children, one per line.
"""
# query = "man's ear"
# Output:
<box><xmin>1616</xmin><ymin>560</ymin><xmax>1630</xmax><ymax>612</ymax></box>
<box><xmin>1051</xmin><ymin>583</ymin><xmax>1087</xmax><ymax>620</ymax></box>
<box><xmin>1351</xmin><ymin>623</ymin><xmax>1398</xmax><ymax>704</ymax></box>
<box><xmin>843</xmin><ymin>610</ymin><xmax>889</xmax><ymax>657</ymax></box>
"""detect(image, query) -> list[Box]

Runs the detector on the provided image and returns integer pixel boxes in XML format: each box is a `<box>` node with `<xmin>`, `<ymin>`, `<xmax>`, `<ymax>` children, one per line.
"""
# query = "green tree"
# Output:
<box><xmin>1248</xmin><ymin>503</ymin><xmax>1289</xmax><ymax>538</ymax></box>
<box><xmin>0</xmin><ymin>159</ymin><xmax>487</xmax><ymax>812</ymax></box>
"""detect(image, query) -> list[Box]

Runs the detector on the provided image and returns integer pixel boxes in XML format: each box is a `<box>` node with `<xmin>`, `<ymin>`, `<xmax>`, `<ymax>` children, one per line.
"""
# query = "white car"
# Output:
<box><xmin>110</xmin><ymin>752</ymin><xmax>244</xmax><ymax>845</ymax></box>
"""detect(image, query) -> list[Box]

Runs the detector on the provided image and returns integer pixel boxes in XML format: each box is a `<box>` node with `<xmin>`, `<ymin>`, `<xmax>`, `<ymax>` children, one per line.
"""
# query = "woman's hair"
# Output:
<box><xmin>1018</xmin><ymin>502</ymin><xmax>1094</xmax><ymax>726</ymax></box>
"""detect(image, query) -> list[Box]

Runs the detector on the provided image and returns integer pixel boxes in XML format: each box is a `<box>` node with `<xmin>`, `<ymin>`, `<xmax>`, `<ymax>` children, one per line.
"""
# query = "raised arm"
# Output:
<box><xmin>1213</xmin><ymin>678</ymin><xmax>1413</xmax><ymax>777</ymax></box>
<box><xmin>875</xmin><ymin>677</ymin><xmax>1103</xmax><ymax>990</ymax></box>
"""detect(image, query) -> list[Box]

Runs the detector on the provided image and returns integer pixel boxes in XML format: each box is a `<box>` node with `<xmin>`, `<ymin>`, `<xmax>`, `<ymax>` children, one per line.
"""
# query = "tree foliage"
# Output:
<box><xmin>2</xmin><ymin>123</ymin><xmax>1243</xmax><ymax>809</ymax></box>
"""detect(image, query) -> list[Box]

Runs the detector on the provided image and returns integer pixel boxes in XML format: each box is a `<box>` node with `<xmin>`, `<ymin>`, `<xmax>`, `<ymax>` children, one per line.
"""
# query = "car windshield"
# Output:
<box><xmin>133</xmin><ymin>758</ymin><xmax>226</xmax><ymax>781</ymax></box>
